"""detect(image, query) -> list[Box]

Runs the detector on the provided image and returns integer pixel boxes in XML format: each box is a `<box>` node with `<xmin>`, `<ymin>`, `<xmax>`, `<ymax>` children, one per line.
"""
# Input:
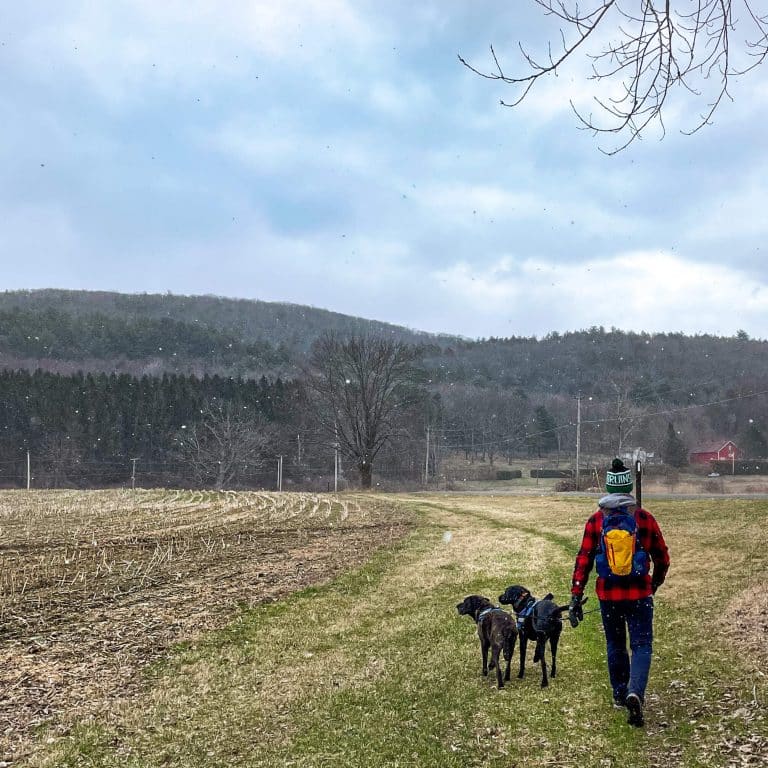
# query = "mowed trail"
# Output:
<box><xmin>35</xmin><ymin>494</ymin><xmax>768</xmax><ymax>768</ymax></box>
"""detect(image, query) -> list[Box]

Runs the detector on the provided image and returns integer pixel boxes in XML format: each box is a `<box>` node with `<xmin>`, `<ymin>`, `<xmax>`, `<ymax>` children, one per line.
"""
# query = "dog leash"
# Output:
<box><xmin>566</xmin><ymin>606</ymin><xmax>601</xmax><ymax>628</ymax></box>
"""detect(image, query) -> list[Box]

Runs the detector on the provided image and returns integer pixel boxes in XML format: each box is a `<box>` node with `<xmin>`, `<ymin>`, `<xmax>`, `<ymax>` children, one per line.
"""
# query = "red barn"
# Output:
<box><xmin>689</xmin><ymin>440</ymin><xmax>742</xmax><ymax>465</ymax></box>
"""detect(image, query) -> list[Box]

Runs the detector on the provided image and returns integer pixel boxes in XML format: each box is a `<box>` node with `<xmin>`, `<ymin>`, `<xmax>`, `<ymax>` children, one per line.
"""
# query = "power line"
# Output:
<box><xmin>439</xmin><ymin>387</ymin><xmax>768</xmax><ymax>452</ymax></box>
<box><xmin>578</xmin><ymin>387</ymin><xmax>768</xmax><ymax>426</ymax></box>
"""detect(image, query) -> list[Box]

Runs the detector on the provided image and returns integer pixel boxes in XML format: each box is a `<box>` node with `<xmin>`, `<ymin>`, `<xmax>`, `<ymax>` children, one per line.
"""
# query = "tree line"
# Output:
<box><xmin>0</xmin><ymin>369</ymin><xmax>298</xmax><ymax>489</ymax></box>
<box><xmin>0</xmin><ymin>343</ymin><xmax>436</xmax><ymax>490</ymax></box>
<box><xmin>2</xmin><ymin>330</ymin><xmax>768</xmax><ymax>490</ymax></box>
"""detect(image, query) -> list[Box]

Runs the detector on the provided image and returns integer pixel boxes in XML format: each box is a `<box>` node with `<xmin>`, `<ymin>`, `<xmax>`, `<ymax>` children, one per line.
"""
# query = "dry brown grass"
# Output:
<box><xmin>721</xmin><ymin>585</ymin><xmax>768</xmax><ymax>667</ymax></box>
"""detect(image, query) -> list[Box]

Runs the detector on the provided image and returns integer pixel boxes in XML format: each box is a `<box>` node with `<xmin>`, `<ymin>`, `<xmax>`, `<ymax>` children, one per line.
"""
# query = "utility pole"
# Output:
<box><xmin>575</xmin><ymin>394</ymin><xmax>581</xmax><ymax>491</ymax></box>
<box><xmin>26</xmin><ymin>450</ymin><xmax>31</xmax><ymax>491</ymax></box>
<box><xmin>297</xmin><ymin>433</ymin><xmax>302</xmax><ymax>465</ymax></box>
<box><xmin>130</xmin><ymin>458</ymin><xmax>138</xmax><ymax>490</ymax></box>
<box><xmin>277</xmin><ymin>455</ymin><xmax>283</xmax><ymax>491</ymax></box>
<box><xmin>334</xmin><ymin>448</ymin><xmax>339</xmax><ymax>492</ymax></box>
<box><xmin>334</xmin><ymin>422</ymin><xmax>339</xmax><ymax>493</ymax></box>
<box><xmin>425</xmin><ymin>424</ymin><xmax>430</xmax><ymax>486</ymax></box>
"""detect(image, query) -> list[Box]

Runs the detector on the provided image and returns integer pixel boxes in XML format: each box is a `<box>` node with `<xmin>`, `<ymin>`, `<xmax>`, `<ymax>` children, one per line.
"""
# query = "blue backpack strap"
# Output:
<box><xmin>516</xmin><ymin>597</ymin><xmax>536</xmax><ymax>630</ymax></box>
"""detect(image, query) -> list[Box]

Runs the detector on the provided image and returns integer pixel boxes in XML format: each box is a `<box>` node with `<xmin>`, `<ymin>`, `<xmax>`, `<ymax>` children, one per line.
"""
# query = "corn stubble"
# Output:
<box><xmin>0</xmin><ymin>489</ymin><xmax>411</xmax><ymax>764</ymax></box>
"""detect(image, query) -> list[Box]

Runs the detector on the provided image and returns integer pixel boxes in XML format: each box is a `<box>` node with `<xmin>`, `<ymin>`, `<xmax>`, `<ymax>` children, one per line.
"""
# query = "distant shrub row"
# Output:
<box><xmin>530</xmin><ymin>469</ymin><xmax>573</xmax><ymax>478</ymax></box>
<box><xmin>493</xmin><ymin>469</ymin><xmax>573</xmax><ymax>480</ymax></box>
<box><xmin>711</xmin><ymin>460</ymin><xmax>768</xmax><ymax>475</ymax></box>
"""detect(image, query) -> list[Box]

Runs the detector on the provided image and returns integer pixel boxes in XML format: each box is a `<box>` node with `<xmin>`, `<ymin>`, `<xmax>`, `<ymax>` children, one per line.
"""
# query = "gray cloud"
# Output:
<box><xmin>2</xmin><ymin>1</ymin><xmax>767</xmax><ymax>339</ymax></box>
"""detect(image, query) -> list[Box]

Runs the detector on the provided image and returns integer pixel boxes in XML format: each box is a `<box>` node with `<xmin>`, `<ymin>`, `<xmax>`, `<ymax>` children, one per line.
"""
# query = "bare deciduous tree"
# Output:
<box><xmin>175</xmin><ymin>401</ymin><xmax>272</xmax><ymax>490</ymax></box>
<box><xmin>38</xmin><ymin>433</ymin><xmax>84</xmax><ymax>488</ymax></box>
<box><xmin>460</xmin><ymin>1</ymin><xmax>768</xmax><ymax>152</ymax></box>
<box><xmin>610</xmin><ymin>379</ymin><xmax>647</xmax><ymax>454</ymax></box>
<box><xmin>306</xmin><ymin>334</ymin><xmax>424</xmax><ymax>489</ymax></box>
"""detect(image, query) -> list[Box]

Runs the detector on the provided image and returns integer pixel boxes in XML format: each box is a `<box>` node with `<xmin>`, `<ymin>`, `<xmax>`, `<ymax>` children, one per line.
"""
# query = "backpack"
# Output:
<box><xmin>595</xmin><ymin>506</ymin><xmax>649</xmax><ymax>579</ymax></box>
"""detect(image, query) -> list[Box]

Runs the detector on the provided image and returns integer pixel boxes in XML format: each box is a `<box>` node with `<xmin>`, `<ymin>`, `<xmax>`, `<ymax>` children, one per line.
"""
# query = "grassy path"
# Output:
<box><xmin>33</xmin><ymin>494</ymin><xmax>767</xmax><ymax>768</ymax></box>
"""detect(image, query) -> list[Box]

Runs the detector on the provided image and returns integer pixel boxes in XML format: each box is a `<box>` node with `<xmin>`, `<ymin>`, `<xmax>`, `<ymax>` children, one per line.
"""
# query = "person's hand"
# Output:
<box><xmin>568</xmin><ymin>595</ymin><xmax>584</xmax><ymax>628</ymax></box>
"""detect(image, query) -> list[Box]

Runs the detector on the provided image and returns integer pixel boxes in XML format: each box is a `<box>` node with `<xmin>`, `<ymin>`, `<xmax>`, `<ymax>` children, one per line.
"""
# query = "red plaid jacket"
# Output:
<box><xmin>571</xmin><ymin>506</ymin><xmax>670</xmax><ymax>601</ymax></box>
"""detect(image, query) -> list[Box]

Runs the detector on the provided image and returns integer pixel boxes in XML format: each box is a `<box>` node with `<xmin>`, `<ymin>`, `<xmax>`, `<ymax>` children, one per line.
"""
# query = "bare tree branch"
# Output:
<box><xmin>459</xmin><ymin>1</ymin><xmax>768</xmax><ymax>152</ymax></box>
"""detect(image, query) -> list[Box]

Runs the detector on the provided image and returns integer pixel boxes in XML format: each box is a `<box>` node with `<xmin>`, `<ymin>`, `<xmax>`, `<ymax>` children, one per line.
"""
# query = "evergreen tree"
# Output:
<box><xmin>663</xmin><ymin>422</ymin><xmax>688</xmax><ymax>468</ymax></box>
<box><xmin>527</xmin><ymin>405</ymin><xmax>558</xmax><ymax>457</ymax></box>
<box><xmin>740</xmin><ymin>422</ymin><xmax>768</xmax><ymax>459</ymax></box>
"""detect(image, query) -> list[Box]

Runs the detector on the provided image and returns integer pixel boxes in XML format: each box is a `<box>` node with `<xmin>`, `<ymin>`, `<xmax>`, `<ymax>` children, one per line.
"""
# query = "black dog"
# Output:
<box><xmin>456</xmin><ymin>595</ymin><xmax>518</xmax><ymax>689</ymax></box>
<box><xmin>499</xmin><ymin>585</ymin><xmax>585</xmax><ymax>688</ymax></box>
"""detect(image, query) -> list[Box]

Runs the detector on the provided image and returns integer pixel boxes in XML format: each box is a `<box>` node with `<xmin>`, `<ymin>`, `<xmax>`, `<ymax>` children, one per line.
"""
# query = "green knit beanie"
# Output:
<box><xmin>605</xmin><ymin>458</ymin><xmax>633</xmax><ymax>494</ymax></box>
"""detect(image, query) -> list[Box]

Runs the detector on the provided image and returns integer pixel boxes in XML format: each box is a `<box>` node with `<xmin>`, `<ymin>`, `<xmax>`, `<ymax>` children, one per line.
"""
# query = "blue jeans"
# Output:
<box><xmin>599</xmin><ymin>597</ymin><xmax>654</xmax><ymax>702</ymax></box>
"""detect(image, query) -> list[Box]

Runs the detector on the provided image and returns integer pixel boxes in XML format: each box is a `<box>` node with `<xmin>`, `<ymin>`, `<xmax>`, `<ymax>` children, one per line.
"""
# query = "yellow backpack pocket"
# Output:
<box><xmin>603</xmin><ymin>529</ymin><xmax>634</xmax><ymax>576</ymax></box>
<box><xmin>596</xmin><ymin>509</ymin><xmax>648</xmax><ymax>580</ymax></box>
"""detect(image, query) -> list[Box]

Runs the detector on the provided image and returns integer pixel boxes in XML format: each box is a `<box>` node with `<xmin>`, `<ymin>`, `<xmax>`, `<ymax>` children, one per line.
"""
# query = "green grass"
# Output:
<box><xmin>30</xmin><ymin>495</ymin><xmax>768</xmax><ymax>768</ymax></box>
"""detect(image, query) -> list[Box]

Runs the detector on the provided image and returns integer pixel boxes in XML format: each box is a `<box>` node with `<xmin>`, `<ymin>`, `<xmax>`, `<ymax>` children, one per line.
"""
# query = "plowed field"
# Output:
<box><xmin>0</xmin><ymin>490</ymin><xmax>412</xmax><ymax>763</ymax></box>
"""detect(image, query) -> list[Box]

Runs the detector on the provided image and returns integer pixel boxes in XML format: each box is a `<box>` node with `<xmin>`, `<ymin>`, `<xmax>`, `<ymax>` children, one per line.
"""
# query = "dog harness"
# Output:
<box><xmin>515</xmin><ymin>596</ymin><xmax>540</xmax><ymax>631</ymax></box>
<box><xmin>476</xmin><ymin>606</ymin><xmax>505</xmax><ymax>623</ymax></box>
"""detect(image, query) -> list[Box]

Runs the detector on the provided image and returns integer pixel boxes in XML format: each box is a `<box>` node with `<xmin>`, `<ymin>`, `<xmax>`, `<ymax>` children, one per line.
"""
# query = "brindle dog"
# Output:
<box><xmin>499</xmin><ymin>585</ymin><xmax>585</xmax><ymax>688</ymax></box>
<box><xmin>456</xmin><ymin>595</ymin><xmax>518</xmax><ymax>689</ymax></box>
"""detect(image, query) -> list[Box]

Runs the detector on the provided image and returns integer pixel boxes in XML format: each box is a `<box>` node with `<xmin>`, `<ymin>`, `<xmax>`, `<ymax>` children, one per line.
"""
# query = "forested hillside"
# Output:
<box><xmin>2</xmin><ymin>289</ymin><xmax>768</xmax><ymax>490</ymax></box>
<box><xmin>0</xmin><ymin>306</ymin><xmax>292</xmax><ymax>377</ymax></box>
<box><xmin>2</xmin><ymin>291</ymin><xmax>765</xmax><ymax>402</ymax></box>
<box><xmin>0</xmin><ymin>290</ymin><xmax>454</xmax><ymax>379</ymax></box>
<box><xmin>427</xmin><ymin>328</ymin><xmax>765</xmax><ymax>401</ymax></box>
<box><xmin>0</xmin><ymin>290</ymin><xmax>451</xmax><ymax>349</ymax></box>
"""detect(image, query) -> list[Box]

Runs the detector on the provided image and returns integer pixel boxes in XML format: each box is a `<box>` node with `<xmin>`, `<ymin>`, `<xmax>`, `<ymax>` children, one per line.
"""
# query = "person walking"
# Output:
<box><xmin>568</xmin><ymin>458</ymin><xmax>670</xmax><ymax>727</ymax></box>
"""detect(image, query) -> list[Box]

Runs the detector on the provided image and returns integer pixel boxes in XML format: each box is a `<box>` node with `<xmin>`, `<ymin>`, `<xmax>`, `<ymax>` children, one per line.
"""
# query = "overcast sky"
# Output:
<box><xmin>2</xmin><ymin>1</ymin><xmax>768</xmax><ymax>339</ymax></box>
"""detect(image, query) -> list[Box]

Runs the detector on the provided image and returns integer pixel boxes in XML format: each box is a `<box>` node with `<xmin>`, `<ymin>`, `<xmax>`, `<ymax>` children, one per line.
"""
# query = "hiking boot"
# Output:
<box><xmin>613</xmin><ymin>697</ymin><xmax>626</xmax><ymax>710</ymax></box>
<box><xmin>626</xmin><ymin>692</ymin><xmax>644</xmax><ymax>727</ymax></box>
